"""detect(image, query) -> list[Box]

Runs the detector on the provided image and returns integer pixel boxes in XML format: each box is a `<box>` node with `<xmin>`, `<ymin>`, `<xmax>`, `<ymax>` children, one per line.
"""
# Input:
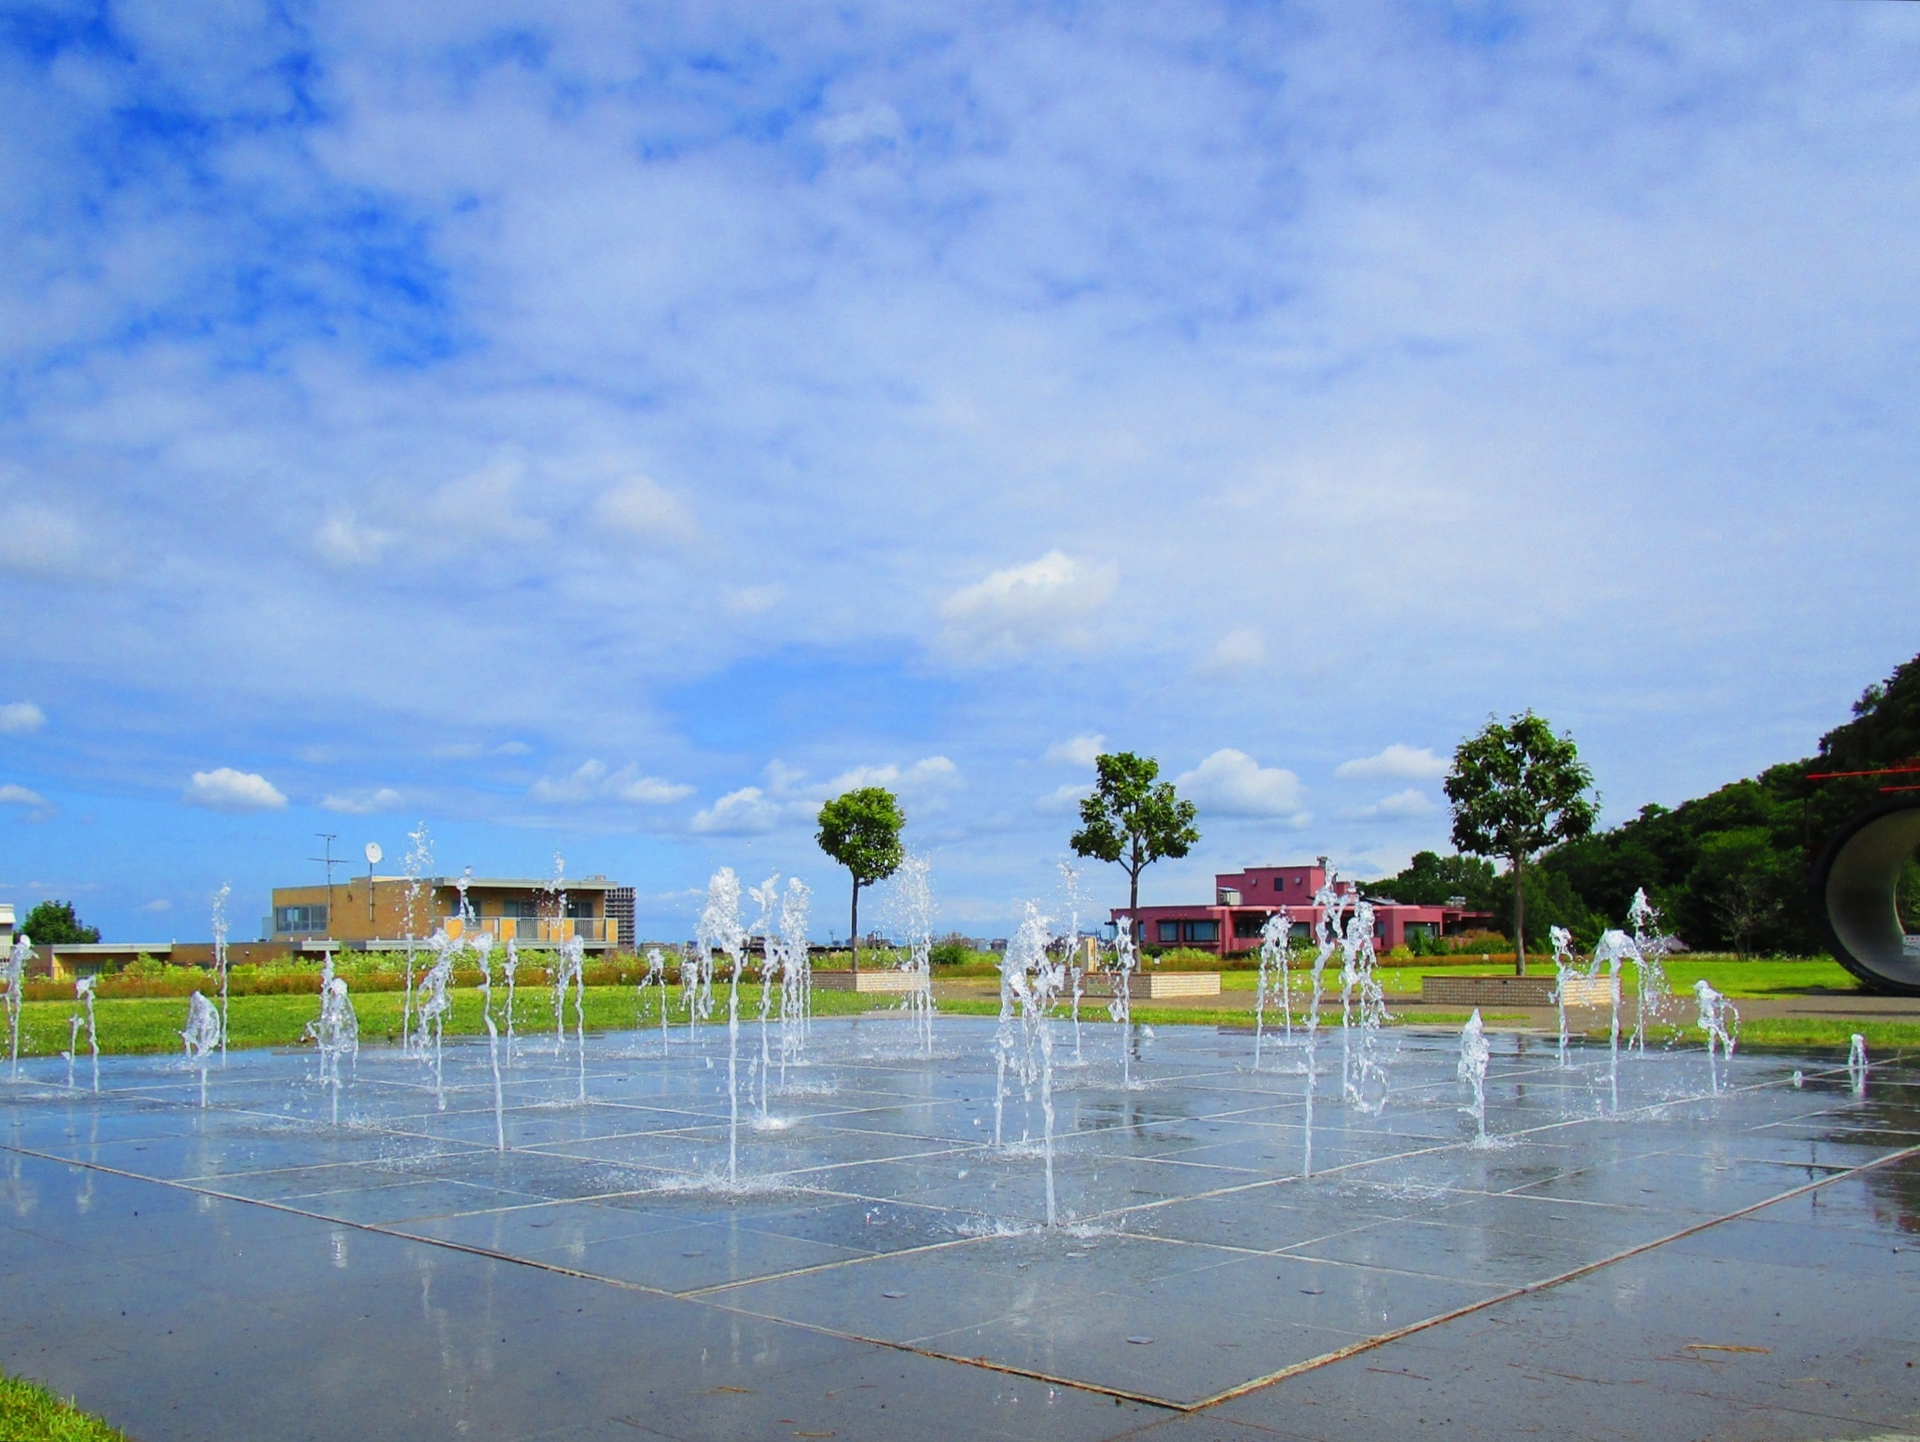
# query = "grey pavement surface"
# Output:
<box><xmin>1</xmin><ymin>1014</ymin><xmax>1915</xmax><ymax>1440</ymax></box>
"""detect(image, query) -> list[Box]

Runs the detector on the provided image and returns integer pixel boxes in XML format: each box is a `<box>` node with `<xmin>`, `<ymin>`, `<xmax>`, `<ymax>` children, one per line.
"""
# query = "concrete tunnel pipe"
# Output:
<box><xmin>1814</xmin><ymin>796</ymin><xmax>1920</xmax><ymax>996</ymax></box>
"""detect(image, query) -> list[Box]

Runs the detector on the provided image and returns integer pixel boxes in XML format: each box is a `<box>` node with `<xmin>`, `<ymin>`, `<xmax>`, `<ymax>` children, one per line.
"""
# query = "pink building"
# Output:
<box><xmin>1115</xmin><ymin>862</ymin><xmax>1492</xmax><ymax>956</ymax></box>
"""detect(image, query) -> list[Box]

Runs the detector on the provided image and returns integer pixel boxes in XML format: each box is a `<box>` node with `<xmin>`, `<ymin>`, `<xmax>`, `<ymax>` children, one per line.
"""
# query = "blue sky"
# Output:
<box><xmin>3</xmin><ymin>0</ymin><xmax>1918</xmax><ymax>943</ymax></box>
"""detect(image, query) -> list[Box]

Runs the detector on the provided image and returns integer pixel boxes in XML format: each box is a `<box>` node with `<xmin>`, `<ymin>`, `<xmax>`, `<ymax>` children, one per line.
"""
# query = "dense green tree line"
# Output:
<box><xmin>1372</xmin><ymin>651</ymin><xmax>1920</xmax><ymax>956</ymax></box>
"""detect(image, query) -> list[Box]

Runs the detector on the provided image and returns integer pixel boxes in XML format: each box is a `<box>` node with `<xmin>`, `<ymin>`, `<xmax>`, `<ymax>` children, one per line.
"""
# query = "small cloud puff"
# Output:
<box><xmin>937</xmin><ymin>551</ymin><xmax>1118</xmax><ymax>660</ymax></box>
<box><xmin>1336</xmin><ymin>744</ymin><xmax>1450</xmax><ymax>781</ymax></box>
<box><xmin>140</xmin><ymin>898</ymin><xmax>172</xmax><ymax>912</ymax></box>
<box><xmin>816</xmin><ymin>102</ymin><xmax>905</xmax><ymax>151</ymax></box>
<box><xmin>595</xmin><ymin>475</ymin><xmax>696</xmax><ymax>545</ymax></box>
<box><xmin>313</xmin><ymin>511</ymin><xmax>395</xmax><ymax>567</ymax></box>
<box><xmin>0</xmin><ymin>701</ymin><xmax>46</xmax><ymax>734</ymax></box>
<box><xmin>1358</xmin><ymin>788</ymin><xmax>1436</xmax><ymax>820</ymax></box>
<box><xmin>1036</xmin><ymin>781</ymin><xmax>1092</xmax><ymax>814</ymax></box>
<box><xmin>0</xmin><ymin>783</ymin><xmax>47</xmax><ymax>807</ymax></box>
<box><xmin>1176</xmin><ymin>749</ymin><xmax>1307</xmax><ymax>820</ymax></box>
<box><xmin>320</xmin><ymin>787</ymin><xmax>405</xmax><ymax>815</ymax></box>
<box><xmin>184</xmin><ymin>768</ymin><xmax>287</xmax><ymax>812</ymax></box>
<box><xmin>1196</xmin><ymin>628</ymin><xmax>1264</xmax><ymax>678</ymax></box>
<box><xmin>690</xmin><ymin>786</ymin><xmax>783</xmax><ymax>835</ymax></box>
<box><xmin>531</xmin><ymin>760</ymin><xmax>693</xmax><ymax>806</ymax></box>
<box><xmin>1044</xmin><ymin>734</ymin><xmax>1105</xmax><ymax>768</ymax></box>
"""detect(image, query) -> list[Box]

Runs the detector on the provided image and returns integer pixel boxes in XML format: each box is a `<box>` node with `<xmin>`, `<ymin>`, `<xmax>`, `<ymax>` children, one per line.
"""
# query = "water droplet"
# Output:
<box><xmin>1126</xmin><ymin>1335</ymin><xmax>1154</xmax><ymax>1345</ymax></box>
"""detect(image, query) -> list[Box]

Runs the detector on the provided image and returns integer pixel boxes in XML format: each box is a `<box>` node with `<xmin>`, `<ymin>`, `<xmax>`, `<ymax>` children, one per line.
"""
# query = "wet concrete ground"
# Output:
<box><xmin>1</xmin><ymin>1016</ymin><xmax>1914</xmax><ymax>1440</ymax></box>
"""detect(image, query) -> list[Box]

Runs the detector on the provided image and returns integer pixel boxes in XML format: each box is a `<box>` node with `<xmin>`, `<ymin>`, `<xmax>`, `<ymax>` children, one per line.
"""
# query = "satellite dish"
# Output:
<box><xmin>364</xmin><ymin>842</ymin><xmax>384</xmax><ymax>866</ymax></box>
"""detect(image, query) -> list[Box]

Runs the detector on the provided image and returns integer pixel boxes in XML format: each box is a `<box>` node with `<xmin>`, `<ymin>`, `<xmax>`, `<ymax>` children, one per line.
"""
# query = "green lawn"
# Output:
<box><xmin>0</xmin><ymin>1372</ymin><xmax>127</xmax><ymax>1442</ymax></box>
<box><xmin>1212</xmin><ymin>958</ymin><xmax>1860</xmax><ymax>1000</ymax></box>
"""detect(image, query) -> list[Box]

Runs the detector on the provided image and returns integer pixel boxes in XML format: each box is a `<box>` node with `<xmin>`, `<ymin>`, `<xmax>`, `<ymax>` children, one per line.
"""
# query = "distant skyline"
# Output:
<box><xmin>3</xmin><ymin>3</ymin><xmax>1917</xmax><ymax>942</ymax></box>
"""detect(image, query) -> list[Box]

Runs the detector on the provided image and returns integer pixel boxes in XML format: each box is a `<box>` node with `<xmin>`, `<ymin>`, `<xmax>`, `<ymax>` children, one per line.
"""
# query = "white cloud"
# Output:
<box><xmin>140</xmin><ymin>898</ymin><xmax>172</xmax><ymax>912</ymax></box>
<box><xmin>0</xmin><ymin>505</ymin><xmax>91</xmax><ymax>580</ymax></box>
<box><xmin>1037</xmin><ymin>780</ymin><xmax>1092</xmax><ymax>814</ymax></box>
<box><xmin>595</xmin><ymin>475</ymin><xmax>696</xmax><ymax>544</ymax></box>
<box><xmin>530</xmin><ymin>760</ymin><xmax>693</xmax><ymax>806</ymax></box>
<box><xmin>822</xmin><ymin>755</ymin><xmax>959</xmax><ymax>800</ymax></box>
<box><xmin>313</xmin><ymin>511</ymin><xmax>395</xmax><ymax>567</ymax></box>
<box><xmin>0</xmin><ymin>783</ymin><xmax>47</xmax><ymax>807</ymax></box>
<box><xmin>1176</xmin><ymin>749</ymin><xmax>1307</xmax><ymax>819</ymax></box>
<box><xmin>1336</xmin><ymin>745</ymin><xmax>1452</xmax><ymax>781</ymax></box>
<box><xmin>1044</xmin><ymin>734</ymin><xmax>1106</xmax><ymax>768</ymax></box>
<box><xmin>319</xmin><ymin>787</ymin><xmax>405</xmax><ymax>814</ymax></box>
<box><xmin>183</xmin><ymin>768</ymin><xmax>287</xmax><ymax>812</ymax></box>
<box><xmin>937</xmin><ymin>551</ymin><xmax>1118</xmax><ymax>659</ymax></box>
<box><xmin>0</xmin><ymin>701</ymin><xmax>46</xmax><ymax>734</ymax></box>
<box><xmin>816</xmin><ymin>102</ymin><xmax>906</xmax><ymax>152</ymax></box>
<box><xmin>690</xmin><ymin>786</ymin><xmax>783</xmax><ymax>835</ymax></box>
<box><xmin>1197</xmin><ymin>628</ymin><xmax>1265</xmax><ymax>678</ymax></box>
<box><xmin>1358</xmin><ymin>788</ymin><xmax>1436</xmax><ymax>820</ymax></box>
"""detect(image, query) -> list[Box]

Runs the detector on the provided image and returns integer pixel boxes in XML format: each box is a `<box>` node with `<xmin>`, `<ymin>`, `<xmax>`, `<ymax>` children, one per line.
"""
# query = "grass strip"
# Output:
<box><xmin>0</xmin><ymin>1372</ymin><xmax>128</xmax><ymax>1442</ymax></box>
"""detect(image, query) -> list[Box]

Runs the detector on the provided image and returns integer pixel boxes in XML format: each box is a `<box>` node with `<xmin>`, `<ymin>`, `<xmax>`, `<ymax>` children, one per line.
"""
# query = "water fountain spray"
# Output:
<box><xmin>1105</xmin><ymin>913</ymin><xmax>1142</xmax><ymax>1089</ymax></box>
<box><xmin>1588</xmin><ymin>929</ymin><xmax>1639</xmax><ymax>1114</ymax></box>
<box><xmin>304</xmin><ymin>973</ymin><xmax>359</xmax><ymax>1127</ymax></box>
<box><xmin>1692</xmin><ymin>979</ymin><xmax>1738</xmax><ymax>1094</ymax></box>
<box><xmin>896</xmin><ymin>856</ymin><xmax>936</xmax><ymax>1055</ymax></box>
<box><xmin>777</xmin><ymin>880</ymin><xmax>811</xmax><ymax>1084</ymax></box>
<box><xmin>1627</xmin><ymin>889</ymin><xmax>1674</xmax><ymax>1052</ymax></box>
<box><xmin>401</xmin><ymin>823</ymin><xmax>432</xmax><ymax>1056</ymax></box>
<box><xmin>1848</xmin><ymin>1034</ymin><xmax>1869</xmax><ymax>1095</ymax></box>
<box><xmin>640</xmin><ymin>947</ymin><xmax>668</xmax><ymax>1054</ymax></box>
<box><xmin>993</xmin><ymin>905</ymin><xmax>1066</xmax><ymax>1226</ymax></box>
<box><xmin>1299</xmin><ymin>871</ymin><xmax>1348</xmax><ymax>1177</ymax></box>
<box><xmin>180</xmin><ymin>991</ymin><xmax>221</xmax><ymax>1106</ymax></box>
<box><xmin>1550</xmin><ymin>926</ymin><xmax>1576</xmax><ymax>1067</ymax></box>
<box><xmin>698</xmin><ymin>869</ymin><xmax>747</xmax><ymax>1188</ymax></box>
<box><xmin>415</xmin><ymin>929</ymin><xmax>455</xmax><ymax>1105</ymax></box>
<box><xmin>64</xmin><ymin>976</ymin><xmax>99</xmax><ymax>1091</ymax></box>
<box><xmin>1457</xmin><ymin>1009</ymin><xmax>1491</xmax><ymax>1146</ymax></box>
<box><xmin>6</xmin><ymin>930</ymin><xmax>28</xmax><ymax>1077</ymax></box>
<box><xmin>1253</xmin><ymin>908</ymin><xmax>1293</xmax><ymax>1071</ymax></box>
<box><xmin>211</xmin><ymin>882</ymin><xmax>231</xmax><ymax>1059</ymax></box>
<box><xmin>503</xmin><ymin>938</ymin><xmax>519</xmax><ymax>1062</ymax></box>
<box><xmin>1343</xmin><ymin>900</ymin><xmax>1391</xmax><ymax>1115</ymax></box>
<box><xmin>749</xmin><ymin>875</ymin><xmax>780</xmax><ymax>1120</ymax></box>
<box><xmin>474</xmin><ymin>929</ymin><xmax>504</xmax><ymax>1149</ymax></box>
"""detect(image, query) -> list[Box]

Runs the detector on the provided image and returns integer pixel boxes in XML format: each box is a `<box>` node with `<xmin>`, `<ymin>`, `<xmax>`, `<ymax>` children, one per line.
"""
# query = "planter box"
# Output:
<box><xmin>813</xmin><ymin>970</ymin><xmax>929</xmax><ymax>993</ymax></box>
<box><xmin>1419</xmin><ymin>974</ymin><xmax>1558</xmax><ymax>1007</ymax></box>
<box><xmin>1082</xmin><ymin>971</ymin><xmax>1221</xmax><ymax>1000</ymax></box>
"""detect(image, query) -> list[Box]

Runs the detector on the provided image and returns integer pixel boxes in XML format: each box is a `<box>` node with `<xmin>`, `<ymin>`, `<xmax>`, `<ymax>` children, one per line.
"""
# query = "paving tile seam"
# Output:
<box><xmin>1181</xmin><ymin>1140</ymin><xmax>1920</xmax><ymax>1414</ymax></box>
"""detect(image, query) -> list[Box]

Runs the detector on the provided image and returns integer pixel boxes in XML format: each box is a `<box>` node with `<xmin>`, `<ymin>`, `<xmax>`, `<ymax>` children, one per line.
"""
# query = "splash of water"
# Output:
<box><xmin>1627</xmin><ymin>889</ymin><xmax>1675</xmax><ymax>1052</ymax></box>
<box><xmin>64</xmin><ymin>976</ymin><xmax>99</xmax><ymax>1092</ymax></box>
<box><xmin>180</xmin><ymin>990</ymin><xmax>221</xmax><ymax>1107</ymax></box>
<box><xmin>1300</xmin><ymin>871</ymin><xmax>1350</xmax><ymax>1176</ymax></box>
<box><xmin>1588</xmin><ymin>929</ymin><xmax>1639</xmax><ymax>1114</ymax></box>
<box><xmin>474</xmin><ymin>931</ymin><xmax>504</xmax><ymax>1148</ymax></box>
<box><xmin>894</xmin><ymin>856</ymin><xmax>936</xmax><ymax>1054</ymax></box>
<box><xmin>305</xmin><ymin>975</ymin><xmax>359</xmax><ymax>1127</ymax></box>
<box><xmin>1848</xmin><ymin>1033</ymin><xmax>1868</xmax><ymax>1095</ymax></box>
<box><xmin>401</xmin><ymin>822</ymin><xmax>432</xmax><ymax>1056</ymax></box>
<box><xmin>749</xmin><ymin>875</ymin><xmax>780</xmax><ymax>1121</ymax></box>
<box><xmin>1550</xmin><ymin>925</ymin><xmax>1576</xmax><ymax>1067</ymax></box>
<box><xmin>1457</xmin><ymin>1009</ymin><xmax>1491</xmax><ymax>1145</ymax></box>
<box><xmin>1105</xmin><ymin>915</ymin><xmax>1141</xmax><ymax>1089</ymax></box>
<box><xmin>6</xmin><ymin>930</ymin><xmax>28</xmax><ymax>1077</ymax></box>
<box><xmin>640</xmin><ymin>947</ymin><xmax>669</xmax><ymax>1054</ymax></box>
<box><xmin>1692</xmin><ymin>979</ymin><xmax>1738</xmax><ymax>1094</ymax></box>
<box><xmin>698</xmin><ymin>869</ymin><xmax>747</xmax><ymax>1188</ymax></box>
<box><xmin>1342</xmin><ymin>900</ymin><xmax>1391</xmax><ymax>1114</ymax></box>
<box><xmin>415</xmin><ymin>929</ymin><xmax>455</xmax><ymax>1106</ymax></box>
<box><xmin>211</xmin><ymin>882</ymin><xmax>231</xmax><ymax>1059</ymax></box>
<box><xmin>1253</xmin><ymin>909</ymin><xmax>1293</xmax><ymax>1071</ymax></box>
<box><xmin>503</xmin><ymin>938</ymin><xmax>519</xmax><ymax>1062</ymax></box>
<box><xmin>776</xmin><ymin>879</ymin><xmax>811</xmax><ymax>1082</ymax></box>
<box><xmin>993</xmin><ymin>905</ymin><xmax>1066</xmax><ymax>1225</ymax></box>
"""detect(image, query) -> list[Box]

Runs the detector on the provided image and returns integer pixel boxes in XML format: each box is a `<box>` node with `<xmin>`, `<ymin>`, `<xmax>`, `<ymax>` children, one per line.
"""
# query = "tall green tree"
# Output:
<box><xmin>1070</xmin><ymin>752</ymin><xmax>1201</xmax><ymax>935</ymax></box>
<box><xmin>815</xmin><ymin>787</ymin><xmax>906</xmax><ymax>973</ymax></box>
<box><xmin>20</xmin><ymin>900</ymin><xmax>99</xmax><ymax>945</ymax></box>
<box><xmin>1445</xmin><ymin>713</ymin><xmax>1597</xmax><ymax>974</ymax></box>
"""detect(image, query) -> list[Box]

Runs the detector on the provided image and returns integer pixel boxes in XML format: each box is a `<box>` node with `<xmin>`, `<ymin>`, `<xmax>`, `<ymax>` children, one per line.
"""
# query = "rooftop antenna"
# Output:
<box><xmin>310</xmin><ymin>833</ymin><xmax>340</xmax><ymax>939</ymax></box>
<box><xmin>364</xmin><ymin>842</ymin><xmax>384</xmax><ymax>926</ymax></box>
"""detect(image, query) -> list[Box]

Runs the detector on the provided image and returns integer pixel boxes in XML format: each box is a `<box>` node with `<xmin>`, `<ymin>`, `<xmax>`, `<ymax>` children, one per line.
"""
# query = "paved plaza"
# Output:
<box><xmin>1</xmin><ymin>1015</ymin><xmax>1915</xmax><ymax>1440</ymax></box>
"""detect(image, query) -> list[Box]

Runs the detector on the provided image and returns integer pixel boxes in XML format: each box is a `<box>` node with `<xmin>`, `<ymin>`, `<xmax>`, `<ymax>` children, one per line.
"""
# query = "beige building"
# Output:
<box><xmin>267</xmin><ymin>876</ymin><xmax>630</xmax><ymax>950</ymax></box>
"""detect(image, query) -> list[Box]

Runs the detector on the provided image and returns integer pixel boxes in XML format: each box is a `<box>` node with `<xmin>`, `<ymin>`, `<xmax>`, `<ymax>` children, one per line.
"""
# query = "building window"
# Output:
<box><xmin>274</xmin><ymin>904</ymin><xmax>328</xmax><ymax>934</ymax></box>
<box><xmin>1232</xmin><ymin>913</ymin><xmax>1267</xmax><ymax>938</ymax></box>
<box><xmin>1182</xmin><ymin>920</ymin><xmax>1219</xmax><ymax>944</ymax></box>
<box><xmin>1157</xmin><ymin>921</ymin><xmax>1181</xmax><ymax>943</ymax></box>
<box><xmin>502</xmin><ymin>899</ymin><xmax>538</xmax><ymax>920</ymax></box>
<box><xmin>566</xmin><ymin>895</ymin><xmax>594</xmax><ymax>919</ymax></box>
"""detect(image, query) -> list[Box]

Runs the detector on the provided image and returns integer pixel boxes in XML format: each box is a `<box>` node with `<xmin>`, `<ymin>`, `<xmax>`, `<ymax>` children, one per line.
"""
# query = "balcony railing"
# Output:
<box><xmin>443</xmin><ymin>916</ymin><xmax>614</xmax><ymax>945</ymax></box>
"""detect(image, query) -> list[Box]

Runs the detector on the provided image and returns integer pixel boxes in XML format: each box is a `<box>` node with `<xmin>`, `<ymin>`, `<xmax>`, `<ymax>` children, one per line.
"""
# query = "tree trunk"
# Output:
<box><xmin>1128</xmin><ymin>865</ymin><xmax>1141</xmax><ymax>945</ymax></box>
<box><xmin>1511</xmin><ymin>853</ymin><xmax>1527</xmax><ymax>976</ymax></box>
<box><xmin>850</xmin><ymin>881</ymin><xmax>860</xmax><ymax>975</ymax></box>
